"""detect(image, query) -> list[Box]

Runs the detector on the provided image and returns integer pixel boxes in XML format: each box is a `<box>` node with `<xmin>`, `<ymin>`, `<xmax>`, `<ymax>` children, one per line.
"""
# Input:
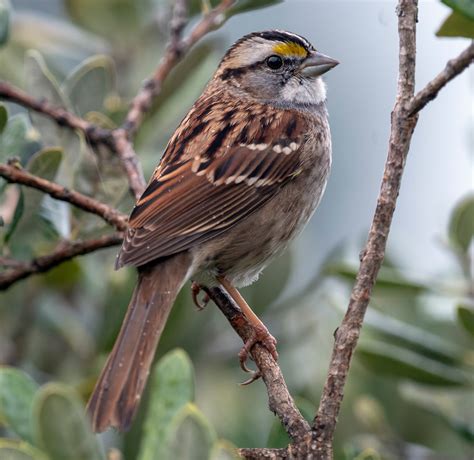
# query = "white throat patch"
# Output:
<box><xmin>281</xmin><ymin>77</ymin><xmax>327</xmax><ymax>106</ymax></box>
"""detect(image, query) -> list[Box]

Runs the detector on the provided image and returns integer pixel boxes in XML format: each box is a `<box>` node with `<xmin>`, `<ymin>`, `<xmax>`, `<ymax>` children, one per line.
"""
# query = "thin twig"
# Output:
<box><xmin>0</xmin><ymin>233</ymin><xmax>122</xmax><ymax>290</ymax></box>
<box><xmin>0</xmin><ymin>162</ymin><xmax>127</xmax><ymax>231</ymax></box>
<box><xmin>312</xmin><ymin>1</ymin><xmax>419</xmax><ymax>455</ymax></box>
<box><xmin>0</xmin><ymin>82</ymin><xmax>113</xmax><ymax>146</ymax></box>
<box><xmin>408</xmin><ymin>42</ymin><xmax>474</xmax><ymax>116</ymax></box>
<box><xmin>169</xmin><ymin>0</ymin><xmax>189</xmax><ymax>48</ymax></box>
<box><xmin>122</xmin><ymin>0</ymin><xmax>236</xmax><ymax>137</ymax></box>
<box><xmin>112</xmin><ymin>0</ymin><xmax>236</xmax><ymax>199</ymax></box>
<box><xmin>110</xmin><ymin>130</ymin><xmax>146</xmax><ymax>199</ymax></box>
<box><xmin>0</xmin><ymin>256</ymin><xmax>25</xmax><ymax>268</ymax></box>
<box><xmin>204</xmin><ymin>287</ymin><xmax>311</xmax><ymax>444</ymax></box>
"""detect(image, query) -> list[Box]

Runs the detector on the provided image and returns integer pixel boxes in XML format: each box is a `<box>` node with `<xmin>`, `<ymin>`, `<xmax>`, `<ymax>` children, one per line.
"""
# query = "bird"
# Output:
<box><xmin>87</xmin><ymin>29</ymin><xmax>338</xmax><ymax>433</ymax></box>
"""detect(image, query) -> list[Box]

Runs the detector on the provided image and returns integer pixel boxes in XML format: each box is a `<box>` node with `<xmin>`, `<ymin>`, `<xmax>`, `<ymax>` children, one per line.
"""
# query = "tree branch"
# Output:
<box><xmin>312</xmin><ymin>1</ymin><xmax>419</xmax><ymax>455</ymax></box>
<box><xmin>0</xmin><ymin>82</ymin><xmax>113</xmax><ymax>146</ymax></box>
<box><xmin>408</xmin><ymin>41</ymin><xmax>474</xmax><ymax>116</ymax></box>
<box><xmin>0</xmin><ymin>233</ymin><xmax>122</xmax><ymax>290</ymax></box>
<box><xmin>204</xmin><ymin>287</ymin><xmax>311</xmax><ymax>444</ymax></box>
<box><xmin>0</xmin><ymin>162</ymin><xmax>127</xmax><ymax>231</ymax></box>
<box><xmin>122</xmin><ymin>0</ymin><xmax>236</xmax><ymax>138</ymax></box>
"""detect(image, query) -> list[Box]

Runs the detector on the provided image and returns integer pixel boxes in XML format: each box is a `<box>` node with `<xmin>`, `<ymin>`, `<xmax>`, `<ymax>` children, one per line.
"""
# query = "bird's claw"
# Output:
<box><xmin>238</xmin><ymin>324</ymin><xmax>278</xmax><ymax>382</ymax></box>
<box><xmin>191</xmin><ymin>282</ymin><xmax>209</xmax><ymax>311</ymax></box>
<box><xmin>240</xmin><ymin>370</ymin><xmax>261</xmax><ymax>385</ymax></box>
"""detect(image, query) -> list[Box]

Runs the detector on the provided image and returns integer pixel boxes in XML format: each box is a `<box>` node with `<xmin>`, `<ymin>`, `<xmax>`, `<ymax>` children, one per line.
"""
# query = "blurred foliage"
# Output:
<box><xmin>437</xmin><ymin>0</ymin><xmax>474</xmax><ymax>38</ymax></box>
<box><xmin>0</xmin><ymin>1</ymin><xmax>472</xmax><ymax>459</ymax></box>
<box><xmin>0</xmin><ymin>0</ymin><xmax>9</xmax><ymax>47</ymax></box>
<box><xmin>0</xmin><ymin>351</ymin><xmax>239</xmax><ymax>460</ymax></box>
<box><xmin>324</xmin><ymin>191</ymin><xmax>474</xmax><ymax>458</ymax></box>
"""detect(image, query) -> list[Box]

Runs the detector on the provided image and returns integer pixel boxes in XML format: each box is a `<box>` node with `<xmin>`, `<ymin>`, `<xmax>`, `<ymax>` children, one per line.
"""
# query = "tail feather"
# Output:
<box><xmin>87</xmin><ymin>252</ymin><xmax>191</xmax><ymax>432</ymax></box>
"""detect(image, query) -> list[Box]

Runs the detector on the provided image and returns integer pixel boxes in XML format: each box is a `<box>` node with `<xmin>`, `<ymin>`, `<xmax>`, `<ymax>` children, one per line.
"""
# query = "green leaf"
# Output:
<box><xmin>40</xmin><ymin>195</ymin><xmax>71</xmax><ymax>239</ymax></box>
<box><xmin>33</xmin><ymin>383</ymin><xmax>105</xmax><ymax>460</ymax></box>
<box><xmin>365</xmin><ymin>309</ymin><xmax>462</xmax><ymax>366</ymax></box>
<box><xmin>165</xmin><ymin>403</ymin><xmax>217</xmax><ymax>460</ymax></box>
<box><xmin>24</xmin><ymin>50</ymin><xmax>82</xmax><ymax>186</ymax></box>
<box><xmin>65</xmin><ymin>0</ymin><xmax>152</xmax><ymax>42</ymax></box>
<box><xmin>433</xmin><ymin>408</ymin><xmax>474</xmax><ymax>443</ymax></box>
<box><xmin>0</xmin><ymin>103</ymin><xmax>7</xmax><ymax>133</ymax></box>
<box><xmin>457</xmin><ymin>304</ymin><xmax>474</xmax><ymax>338</ymax></box>
<box><xmin>27</xmin><ymin>148</ymin><xmax>63</xmax><ymax>180</ymax></box>
<box><xmin>325</xmin><ymin>262</ymin><xmax>426</xmax><ymax>293</ymax></box>
<box><xmin>11</xmin><ymin>13</ymin><xmax>107</xmax><ymax>62</ymax></box>
<box><xmin>0</xmin><ymin>367</ymin><xmax>39</xmax><ymax>443</ymax></box>
<box><xmin>0</xmin><ymin>0</ymin><xmax>10</xmax><ymax>46</ymax></box>
<box><xmin>24</xmin><ymin>149</ymin><xmax>64</xmax><ymax>230</ymax></box>
<box><xmin>442</xmin><ymin>0</ymin><xmax>474</xmax><ymax>20</ymax></box>
<box><xmin>63</xmin><ymin>55</ymin><xmax>116</xmax><ymax>117</ymax></box>
<box><xmin>7</xmin><ymin>148</ymin><xmax>64</xmax><ymax>257</ymax></box>
<box><xmin>138</xmin><ymin>349</ymin><xmax>194</xmax><ymax>460</ymax></box>
<box><xmin>437</xmin><ymin>11</ymin><xmax>474</xmax><ymax>38</ymax></box>
<box><xmin>3</xmin><ymin>187</ymin><xmax>24</xmax><ymax>244</ymax></box>
<box><xmin>357</xmin><ymin>340</ymin><xmax>471</xmax><ymax>386</ymax></box>
<box><xmin>0</xmin><ymin>114</ymin><xmax>41</xmax><ymax>164</ymax></box>
<box><xmin>40</xmin><ymin>299</ymin><xmax>94</xmax><ymax>358</ymax></box>
<box><xmin>0</xmin><ymin>439</ymin><xmax>48</xmax><ymax>460</ymax></box>
<box><xmin>226</xmin><ymin>0</ymin><xmax>282</xmax><ymax>18</ymax></box>
<box><xmin>400</xmin><ymin>385</ymin><xmax>474</xmax><ymax>444</ymax></box>
<box><xmin>24</xmin><ymin>50</ymin><xmax>70</xmax><ymax>147</ymax></box>
<box><xmin>448</xmin><ymin>194</ymin><xmax>474</xmax><ymax>252</ymax></box>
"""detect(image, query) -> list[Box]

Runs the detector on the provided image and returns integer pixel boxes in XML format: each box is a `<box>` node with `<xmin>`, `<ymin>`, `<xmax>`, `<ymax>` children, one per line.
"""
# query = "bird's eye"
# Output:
<box><xmin>266</xmin><ymin>55</ymin><xmax>283</xmax><ymax>70</ymax></box>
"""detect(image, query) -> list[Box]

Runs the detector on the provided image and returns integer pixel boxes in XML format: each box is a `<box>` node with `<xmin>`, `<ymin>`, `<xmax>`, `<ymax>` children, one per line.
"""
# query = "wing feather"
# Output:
<box><xmin>116</xmin><ymin>96</ymin><xmax>309</xmax><ymax>269</ymax></box>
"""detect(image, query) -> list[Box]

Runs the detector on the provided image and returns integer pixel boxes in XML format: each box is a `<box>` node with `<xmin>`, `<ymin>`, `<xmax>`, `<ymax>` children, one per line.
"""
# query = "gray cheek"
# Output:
<box><xmin>247</xmin><ymin>72</ymin><xmax>278</xmax><ymax>98</ymax></box>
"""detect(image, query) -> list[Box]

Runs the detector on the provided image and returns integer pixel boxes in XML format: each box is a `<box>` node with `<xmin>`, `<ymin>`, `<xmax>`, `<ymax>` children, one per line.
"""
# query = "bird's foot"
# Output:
<box><xmin>190</xmin><ymin>282</ymin><xmax>209</xmax><ymax>311</ymax></box>
<box><xmin>238</xmin><ymin>324</ymin><xmax>278</xmax><ymax>383</ymax></box>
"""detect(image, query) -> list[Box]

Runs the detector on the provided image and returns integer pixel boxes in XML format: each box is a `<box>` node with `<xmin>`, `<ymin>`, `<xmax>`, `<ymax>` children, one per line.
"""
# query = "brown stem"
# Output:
<box><xmin>0</xmin><ymin>162</ymin><xmax>127</xmax><ymax>231</ymax></box>
<box><xmin>0</xmin><ymin>233</ymin><xmax>122</xmax><ymax>290</ymax></box>
<box><xmin>204</xmin><ymin>287</ymin><xmax>311</xmax><ymax>443</ymax></box>
<box><xmin>312</xmin><ymin>0</ymin><xmax>419</xmax><ymax>454</ymax></box>
<box><xmin>408</xmin><ymin>42</ymin><xmax>474</xmax><ymax>116</ymax></box>
<box><xmin>111</xmin><ymin>129</ymin><xmax>147</xmax><ymax>200</ymax></box>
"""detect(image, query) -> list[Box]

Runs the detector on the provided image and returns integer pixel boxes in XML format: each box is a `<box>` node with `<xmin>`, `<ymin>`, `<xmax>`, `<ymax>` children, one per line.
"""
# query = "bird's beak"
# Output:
<box><xmin>301</xmin><ymin>51</ymin><xmax>339</xmax><ymax>77</ymax></box>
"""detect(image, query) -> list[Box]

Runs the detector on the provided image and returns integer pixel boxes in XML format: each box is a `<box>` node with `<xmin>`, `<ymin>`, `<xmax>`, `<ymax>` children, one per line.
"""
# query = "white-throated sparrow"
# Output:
<box><xmin>87</xmin><ymin>30</ymin><xmax>338</xmax><ymax>433</ymax></box>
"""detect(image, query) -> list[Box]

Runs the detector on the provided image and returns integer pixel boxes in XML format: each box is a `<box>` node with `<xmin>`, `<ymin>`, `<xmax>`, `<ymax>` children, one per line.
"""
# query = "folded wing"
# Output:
<box><xmin>116</xmin><ymin>98</ymin><xmax>308</xmax><ymax>269</ymax></box>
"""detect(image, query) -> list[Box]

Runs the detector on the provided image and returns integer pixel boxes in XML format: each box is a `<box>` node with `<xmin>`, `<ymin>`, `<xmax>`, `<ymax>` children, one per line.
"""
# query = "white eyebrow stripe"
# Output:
<box><xmin>274</xmin><ymin>29</ymin><xmax>312</xmax><ymax>50</ymax></box>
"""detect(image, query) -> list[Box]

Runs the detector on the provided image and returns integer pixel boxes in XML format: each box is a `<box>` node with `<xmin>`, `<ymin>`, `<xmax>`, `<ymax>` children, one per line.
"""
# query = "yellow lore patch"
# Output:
<box><xmin>272</xmin><ymin>42</ymin><xmax>308</xmax><ymax>58</ymax></box>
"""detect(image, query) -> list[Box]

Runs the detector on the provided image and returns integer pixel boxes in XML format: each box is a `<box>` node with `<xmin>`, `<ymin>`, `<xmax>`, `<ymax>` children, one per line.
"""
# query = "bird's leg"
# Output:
<box><xmin>216</xmin><ymin>276</ymin><xmax>278</xmax><ymax>376</ymax></box>
<box><xmin>190</xmin><ymin>281</ymin><xmax>210</xmax><ymax>311</ymax></box>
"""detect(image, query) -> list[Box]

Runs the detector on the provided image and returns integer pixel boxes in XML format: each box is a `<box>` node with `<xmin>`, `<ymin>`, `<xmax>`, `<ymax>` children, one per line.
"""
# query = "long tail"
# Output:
<box><xmin>86</xmin><ymin>252</ymin><xmax>191</xmax><ymax>433</ymax></box>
